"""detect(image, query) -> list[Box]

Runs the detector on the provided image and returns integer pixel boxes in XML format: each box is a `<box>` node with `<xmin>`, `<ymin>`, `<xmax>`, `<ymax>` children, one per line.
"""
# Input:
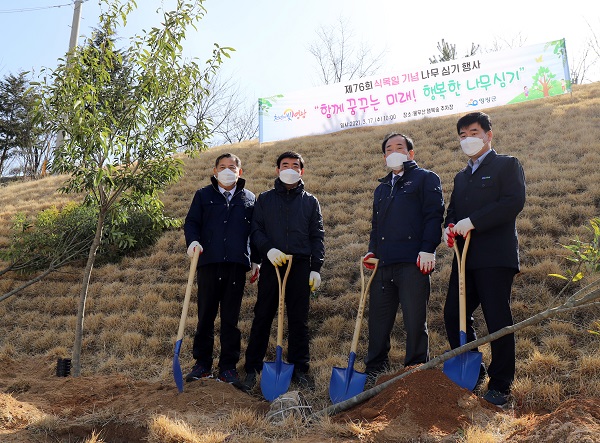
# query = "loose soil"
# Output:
<box><xmin>1</xmin><ymin>356</ymin><xmax>599</xmax><ymax>442</ymax></box>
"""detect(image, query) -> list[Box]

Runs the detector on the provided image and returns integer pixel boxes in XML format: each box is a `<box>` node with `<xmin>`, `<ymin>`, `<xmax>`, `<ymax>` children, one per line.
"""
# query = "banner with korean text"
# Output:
<box><xmin>258</xmin><ymin>39</ymin><xmax>570</xmax><ymax>143</ymax></box>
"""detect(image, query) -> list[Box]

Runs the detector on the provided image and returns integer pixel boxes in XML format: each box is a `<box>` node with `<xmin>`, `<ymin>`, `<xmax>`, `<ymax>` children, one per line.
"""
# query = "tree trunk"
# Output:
<box><xmin>71</xmin><ymin>209</ymin><xmax>106</xmax><ymax>377</ymax></box>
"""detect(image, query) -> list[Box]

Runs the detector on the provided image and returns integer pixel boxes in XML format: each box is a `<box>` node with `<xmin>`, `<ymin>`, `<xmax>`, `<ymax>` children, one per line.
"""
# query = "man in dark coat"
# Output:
<box><xmin>444</xmin><ymin>112</ymin><xmax>526</xmax><ymax>407</ymax></box>
<box><xmin>242</xmin><ymin>151</ymin><xmax>325</xmax><ymax>393</ymax></box>
<box><xmin>183</xmin><ymin>153</ymin><xmax>259</xmax><ymax>389</ymax></box>
<box><xmin>363</xmin><ymin>132</ymin><xmax>444</xmax><ymax>383</ymax></box>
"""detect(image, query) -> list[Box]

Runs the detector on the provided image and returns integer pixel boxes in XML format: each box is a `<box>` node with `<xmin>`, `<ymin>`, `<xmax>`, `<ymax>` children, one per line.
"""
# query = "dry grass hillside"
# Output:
<box><xmin>1</xmin><ymin>82</ymin><xmax>600</xmax><ymax>442</ymax></box>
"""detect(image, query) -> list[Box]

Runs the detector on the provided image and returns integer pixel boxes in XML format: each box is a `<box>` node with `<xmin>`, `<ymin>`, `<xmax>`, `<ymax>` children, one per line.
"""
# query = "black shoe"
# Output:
<box><xmin>185</xmin><ymin>362</ymin><xmax>212</xmax><ymax>382</ymax></box>
<box><xmin>364</xmin><ymin>364</ymin><xmax>388</xmax><ymax>389</ymax></box>
<box><xmin>217</xmin><ymin>368</ymin><xmax>245</xmax><ymax>390</ymax></box>
<box><xmin>292</xmin><ymin>371</ymin><xmax>315</xmax><ymax>391</ymax></box>
<box><xmin>365</xmin><ymin>371</ymin><xmax>378</xmax><ymax>389</ymax></box>
<box><xmin>217</xmin><ymin>368</ymin><xmax>239</xmax><ymax>383</ymax></box>
<box><xmin>242</xmin><ymin>370</ymin><xmax>258</xmax><ymax>392</ymax></box>
<box><xmin>483</xmin><ymin>389</ymin><xmax>509</xmax><ymax>406</ymax></box>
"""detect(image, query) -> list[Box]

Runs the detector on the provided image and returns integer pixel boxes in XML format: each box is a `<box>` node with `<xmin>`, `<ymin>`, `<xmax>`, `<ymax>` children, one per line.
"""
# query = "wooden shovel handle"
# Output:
<box><xmin>453</xmin><ymin>232</ymin><xmax>471</xmax><ymax>333</ymax></box>
<box><xmin>275</xmin><ymin>255</ymin><xmax>293</xmax><ymax>348</ymax></box>
<box><xmin>350</xmin><ymin>257</ymin><xmax>379</xmax><ymax>354</ymax></box>
<box><xmin>176</xmin><ymin>246</ymin><xmax>201</xmax><ymax>342</ymax></box>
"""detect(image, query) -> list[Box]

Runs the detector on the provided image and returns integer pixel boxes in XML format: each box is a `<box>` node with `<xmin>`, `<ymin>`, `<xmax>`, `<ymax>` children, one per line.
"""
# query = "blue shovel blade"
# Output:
<box><xmin>261</xmin><ymin>346</ymin><xmax>294</xmax><ymax>401</ymax></box>
<box><xmin>329</xmin><ymin>352</ymin><xmax>367</xmax><ymax>404</ymax></box>
<box><xmin>443</xmin><ymin>332</ymin><xmax>483</xmax><ymax>391</ymax></box>
<box><xmin>172</xmin><ymin>339</ymin><xmax>184</xmax><ymax>393</ymax></box>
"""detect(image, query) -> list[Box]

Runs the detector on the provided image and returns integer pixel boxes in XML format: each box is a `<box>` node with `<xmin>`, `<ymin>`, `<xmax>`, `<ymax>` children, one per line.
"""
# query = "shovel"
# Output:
<box><xmin>329</xmin><ymin>257</ymin><xmax>379</xmax><ymax>404</ymax></box>
<box><xmin>172</xmin><ymin>246</ymin><xmax>201</xmax><ymax>393</ymax></box>
<box><xmin>260</xmin><ymin>255</ymin><xmax>294</xmax><ymax>401</ymax></box>
<box><xmin>443</xmin><ymin>231</ymin><xmax>483</xmax><ymax>390</ymax></box>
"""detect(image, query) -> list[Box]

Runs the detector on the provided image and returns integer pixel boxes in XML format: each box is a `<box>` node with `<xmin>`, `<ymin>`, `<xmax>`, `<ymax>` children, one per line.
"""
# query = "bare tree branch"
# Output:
<box><xmin>430</xmin><ymin>39</ymin><xmax>479</xmax><ymax>64</ymax></box>
<box><xmin>0</xmin><ymin>268</ymin><xmax>55</xmax><ymax>302</ymax></box>
<box><xmin>485</xmin><ymin>33</ymin><xmax>527</xmax><ymax>53</ymax></box>
<box><xmin>307</xmin><ymin>16</ymin><xmax>387</xmax><ymax>85</ymax></box>
<box><xmin>189</xmin><ymin>70</ymin><xmax>258</xmax><ymax>146</ymax></box>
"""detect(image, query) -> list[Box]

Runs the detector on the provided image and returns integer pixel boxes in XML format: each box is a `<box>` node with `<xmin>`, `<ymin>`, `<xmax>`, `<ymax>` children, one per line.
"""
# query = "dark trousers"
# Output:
<box><xmin>365</xmin><ymin>262</ymin><xmax>430</xmax><ymax>372</ymax></box>
<box><xmin>192</xmin><ymin>262</ymin><xmax>246</xmax><ymax>371</ymax></box>
<box><xmin>444</xmin><ymin>265</ymin><xmax>516</xmax><ymax>393</ymax></box>
<box><xmin>244</xmin><ymin>258</ymin><xmax>311</xmax><ymax>374</ymax></box>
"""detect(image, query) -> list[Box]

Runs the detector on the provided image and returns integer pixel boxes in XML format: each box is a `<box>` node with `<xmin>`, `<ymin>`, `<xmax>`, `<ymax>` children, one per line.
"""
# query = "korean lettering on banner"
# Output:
<box><xmin>317</xmin><ymin>89</ymin><xmax>415</xmax><ymax>119</ymax></box>
<box><xmin>402</xmin><ymin>104</ymin><xmax>454</xmax><ymax>120</ymax></box>
<box><xmin>442</xmin><ymin>64</ymin><xmax>460</xmax><ymax>75</ymax></box>
<box><xmin>373</xmin><ymin>76</ymin><xmax>401</xmax><ymax>88</ymax></box>
<box><xmin>345</xmin><ymin>95</ymin><xmax>381</xmax><ymax>115</ymax></box>
<box><xmin>260</xmin><ymin>39</ymin><xmax>570</xmax><ymax>143</ymax></box>
<box><xmin>273</xmin><ymin>109</ymin><xmax>307</xmax><ymax>121</ymax></box>
<box><xmin>316</xmin><ymin>103</ymin><xmax>345</xmax><ymax>118</ymax></box>
<box><xmin>423</xmin><ymin>80</ymin><xmax>461</xmax><ymax>100</ymax></box>
<box><xmin>462</xmin><ymin>60</ymin><xmax>481</xmax><ymax>71</ymax></box>
<box><xmin>347</xmin><ymin>74</ymin><xmax>424</xmax><ymax>92</ymax></box>
<box><xmin>385</xmin><ymin>89</ymin><xmax>416</xmax><ymax>106</ymax></box>
<box><xmin>344</xmin><ymin>81</ymin><xmax>374</xmax><ymax>93</ymax></box>
<box><xmin>466</xmin><ymin>69</ymin><xmax>522</xmax><ymax>90</ymax></box>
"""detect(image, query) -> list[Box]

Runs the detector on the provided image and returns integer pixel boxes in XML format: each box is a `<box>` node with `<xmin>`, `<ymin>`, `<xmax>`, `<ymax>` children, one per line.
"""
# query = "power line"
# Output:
<box><xmin>0</xmin><ymin>1</ymin><xmax>87</xmax><ymax>14</ymax></box>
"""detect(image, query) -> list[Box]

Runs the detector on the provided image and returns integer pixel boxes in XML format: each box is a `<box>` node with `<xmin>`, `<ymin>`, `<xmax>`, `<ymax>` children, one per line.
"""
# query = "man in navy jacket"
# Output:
<box><xmin>243</xmin><ymin>151</ymin><xmax>325</xmax><ymax>392</ymax></box>
<box><xmin>363</xmin><ymin>132</ymin><xmax>444</xmax><ymax>381</ymax></box>
<box><xmin>184</xmin><ymin>153</ymin><xmax>259</xmax><ymax>389</ymax></box>
<box><xmin>444</xmin><ymin>112</ymin><xmax>526</xmax><ymax>406</ymax></box>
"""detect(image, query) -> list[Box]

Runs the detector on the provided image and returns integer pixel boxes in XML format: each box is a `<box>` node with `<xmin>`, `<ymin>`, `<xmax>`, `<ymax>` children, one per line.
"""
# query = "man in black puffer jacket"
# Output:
<box><xmin>243</xmin><ymin>151</ymin><xmax>325</xmax><ymax>393</ymax></box>
<box><xmin>184</xmin><ymin>153</ymin><xmax>259</xmax><ymax>389</ymax></box>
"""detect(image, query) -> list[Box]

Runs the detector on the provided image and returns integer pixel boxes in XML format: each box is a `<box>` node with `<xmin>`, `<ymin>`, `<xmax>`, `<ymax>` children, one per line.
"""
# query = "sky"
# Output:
<box><xmin>1</xmin><ymin>0</ymin><xmax>599</xmax><ymax>105</ymax></box>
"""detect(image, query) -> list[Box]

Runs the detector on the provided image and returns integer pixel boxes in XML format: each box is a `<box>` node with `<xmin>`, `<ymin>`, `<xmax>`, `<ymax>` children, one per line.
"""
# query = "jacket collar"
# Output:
<box><xmin>210</xmin><ymin>175</ymin><xmax>246</xmax><ymax>193</ymax></box>
<box><xmin>462</xmin><ymin>150</ymin><xmax>497</xmax><ymax>175</ymax></box>
<box><xmin>378</xmin><ymin>160</ymin><xmax>418</xmax><ymax>184</ymax></box>
<box><xmin>275</xmin><ymin>177</ymin><xmax>305</xmax><ymax>194</ymax></box>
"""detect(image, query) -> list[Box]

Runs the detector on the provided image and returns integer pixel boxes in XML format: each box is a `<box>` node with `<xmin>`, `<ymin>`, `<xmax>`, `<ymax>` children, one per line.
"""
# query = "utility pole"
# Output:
<box><xmin>69</xmin><ymin>0</ymin><xmax>84</xmax><ymax>55</ymax></box>
<box><xmin>50</xmin><ymin>0</ymin><xmax>84</xmax><ymax>171</ymax></box>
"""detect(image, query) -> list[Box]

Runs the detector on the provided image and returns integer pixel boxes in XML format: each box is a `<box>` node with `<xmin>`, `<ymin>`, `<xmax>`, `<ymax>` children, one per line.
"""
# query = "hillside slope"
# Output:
<box><xmin>1</xmin><ymin>82</ymin><xmax>600</xmax><ymax>442</ymax></box>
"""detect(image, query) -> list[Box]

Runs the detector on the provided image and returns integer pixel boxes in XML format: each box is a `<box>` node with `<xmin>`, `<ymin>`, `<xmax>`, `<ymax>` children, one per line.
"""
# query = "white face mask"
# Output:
<box><xmin>460</xmin><ymin>136</ymin><xmax>485</xmax><ymax>156</ymax></box>
<box><xmin>216</xmin><ymin>168</ymin><xmax>238</xmax><ymax>186</ymax></box>
<box><xmin>385</xmin><ymin>152</ymin><xmax>408</xmax><ymax>169</ymax></box>
<box><xmin>279</xmin><ymin>168</ymin><xmax>301</xmax><ymax>185</ymax></box>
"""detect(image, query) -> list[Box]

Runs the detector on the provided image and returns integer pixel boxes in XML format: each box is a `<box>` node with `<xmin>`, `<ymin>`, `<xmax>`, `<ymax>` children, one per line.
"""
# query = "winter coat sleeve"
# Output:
<box><xmin>420</xmin><ymin>171</ymin><xmax>445</xmax><ymax>253</ymax></box>
<box><xmin>309</xmin><ymin>197</ymin><xmax>325</xmax><ymax>272</ymax></box>
<box><xmin>250</xmin><ymin>193</ymin><xmax>273</xmax><ymax>257</ymax></box>
<box><xmin>184</xmin><ymin>190</ymin><xmax>203</xmax><ymax>247</ymax></box>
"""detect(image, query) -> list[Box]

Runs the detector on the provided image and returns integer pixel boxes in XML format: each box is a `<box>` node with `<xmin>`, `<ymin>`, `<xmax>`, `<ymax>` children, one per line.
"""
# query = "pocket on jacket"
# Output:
<box><xmin>478</xmin><ymin>176</ymin><xmax>496</xmax><ymax>189</ymax></box>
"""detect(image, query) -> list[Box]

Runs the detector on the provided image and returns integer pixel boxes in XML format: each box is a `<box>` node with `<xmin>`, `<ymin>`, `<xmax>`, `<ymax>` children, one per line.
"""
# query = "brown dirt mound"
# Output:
<box><xmin>504</xmin><ymin>397</ymin><xmax>600</xmax><ymax>442</ymax></box>
<box><xmin>0</xmin><ymin>356</ymin><xmax>266</xmax><ymax>442</ymax></box>
<box><xmin>1</xmin><ymin>357</ymin><xmax>599</xmax><ymax>442</ymax></box>
<box><xmin>335</xmin><ymin>368</ymin><xmax>499</xmax><ymax>441</ymax></box>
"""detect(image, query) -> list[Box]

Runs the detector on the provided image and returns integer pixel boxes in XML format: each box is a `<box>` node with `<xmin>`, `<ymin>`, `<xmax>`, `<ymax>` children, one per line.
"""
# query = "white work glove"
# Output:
<box><xmin>416</xmin><ymin>252</ymin><xmax>436</xmax><ymax>275</ymax></box>
<box><xmin>309</xmin><ymin>271</ymin><xmax>321</xmax><ymax>291</ymax></box>
<box><xmin>443</xmin><ymin>225</ymin><xmax>456</xmax><ymax>248</ymax></box>
<box><xmin>267</xmin><ymin>248</ymin><xmax>288</xmax><ymax>267</ymax></box>
<box><xmin>187</xmin><ymin>241</ymin><xmax>203</xmax><ymax>257</ymax></box>
<box><xmin>453</xmin><ymin>218</ymin><xmax>474</xmax><ymax>237</ymax></box>
<box><xmin>250</xmin><ymin>263</ymin><xmax>260</xmax><ymax>283</ymax></box>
